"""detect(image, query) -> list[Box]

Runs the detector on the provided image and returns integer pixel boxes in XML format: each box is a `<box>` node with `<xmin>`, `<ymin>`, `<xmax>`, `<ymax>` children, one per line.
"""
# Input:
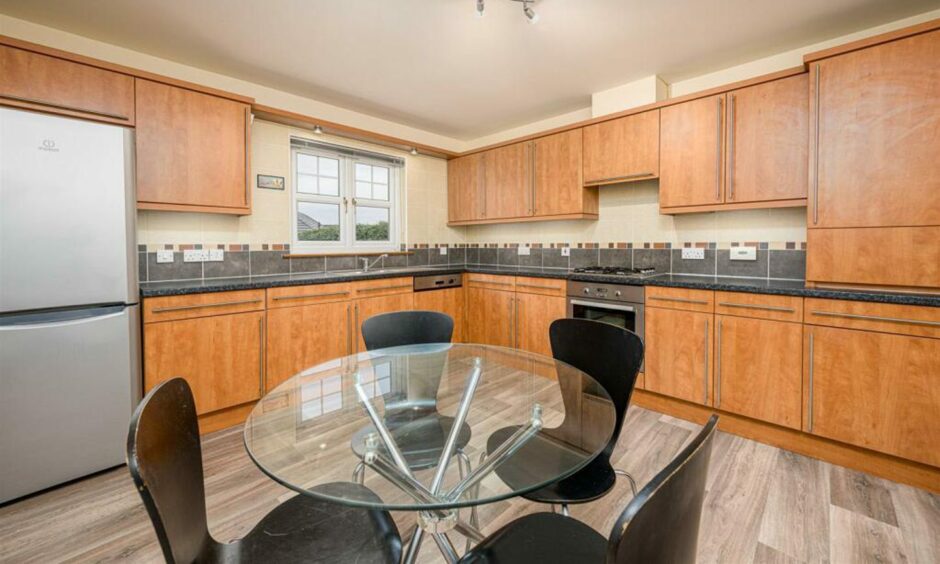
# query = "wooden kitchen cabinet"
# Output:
<box><xmin>532</xmin><ymin>129</ymin><xmax>596</xmax><ymax>218</ymax></box>
<box><xmin>144</xmin><ymin>310</ymin><xmax>264</xmax><ymax>415</ymax></box>
<box><xmin>515</xmin><ymin>291</ymin><xmax>567</xmax><ymax>357</ymax></box>
<box><xmin>135</xmin><ymin>78</ymin><xmax>251</xmax><ymax>214</ymax></box>
<box><xmin>644</xmin><ymin>306</ymin><xmax>714</xmax><ymax>406</ymax></box>
<box><xmin>582</xmin><ymin>110</ymin><xmax>660</xmax><ymax>186</ymax></box>
<box><xmin>660</xmin><ymin>94</ymin><xmax>725</xmax><ymax>209</ymax></box>
<box><xmin>265</xmin><ymin>300</ymin><xmax>350</xmax><ymax>391</ymax></box>
<box><xmin>352</xmin><ymin>291</ymin><xmax>415</xmax><ymax>354</ymax></box>
<box><xmin>808</xmin><ymin>29</ymin><xmax>940</xmax><ymax>229</ymax></box>
<box><xmin>0</xmin><ymin>43</ymin><xmax>135</xmax><ymax>125</ymax></box>
<box><xmin>483</xmin><ymin>143</ymin><xmax>531</xmax><ymax>220</ymax></box>
<box><xmin>447</xmin><ymin>153</ymin><xmax>483</xmax><ymax>223</ymax></box>
<box><xmin>414</xmin><ymin>287</ymin><xmax>466</xmax><ymax>343</ymax></box>
<box><xmin>803</xmin><ymin>325</ymin><xmax>940</xmax><ymax>467</ymax></box>
<box><xmin>466</xmin><ymin>286</ymin><xmax>515</xmax><ymax>347</ymax></box>
<box><xmin>726</xmin><ymin>73</ymin><xmax>808</xmax><ymax>204</ymax></box>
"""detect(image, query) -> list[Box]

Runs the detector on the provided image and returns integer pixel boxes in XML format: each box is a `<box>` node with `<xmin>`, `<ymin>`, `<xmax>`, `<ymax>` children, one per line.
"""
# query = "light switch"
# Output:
<box><xmin>681</xmin><ymin>248</ymin><xmax>705</xmax><ymax>260</ymax></box>
<box><xmin>439</xmin><ymin>247</ymin><xmax>447</xmax><ymax>255</ymax></box>
<box><xmin>561</xmin><ymin>247</ymin><xmax>570</xmax><ymax>257</ymax></box>
<box><xmin>517</xmin><ymin>246</ymin><xmax>531</xmax><ymax>256</ymax></box>
<box><xmin>156</xmin><ymin>250</ymin><xmax>174</xmax><ymax>264</ymax></box>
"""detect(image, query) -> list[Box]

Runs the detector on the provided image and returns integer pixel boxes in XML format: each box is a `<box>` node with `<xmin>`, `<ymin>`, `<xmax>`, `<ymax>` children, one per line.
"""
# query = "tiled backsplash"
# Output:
<box><xmin>138</xmin><ymin>242</ymin><xmax>806</xmax><ymax>283</ymax></box>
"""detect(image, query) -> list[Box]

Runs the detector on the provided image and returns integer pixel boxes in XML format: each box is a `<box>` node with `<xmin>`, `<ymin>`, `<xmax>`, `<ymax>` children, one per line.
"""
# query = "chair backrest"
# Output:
<box><xmin>361</xmin><ymin>310</ymin><xmax>454</xmax><ymax>351</ymax></box>
<box><xmin>549</xmin><ymin>318</ymin><xmax>643</xmax><ymax>462</ymax></box>
<box><xmin>607</xmin><ymin>415</ymin><xmax>719</xmax><ymax>564</ymax></box>
<box><xmin>126</xmin><ymin>378</ymin><xmax>214</xmax><ymax>564</ymax></box>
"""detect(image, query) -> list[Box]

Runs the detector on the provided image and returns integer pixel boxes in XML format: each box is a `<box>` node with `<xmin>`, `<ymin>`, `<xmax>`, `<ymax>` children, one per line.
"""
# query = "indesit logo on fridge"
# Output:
<box><xmin>38</xmin><ymin>139</ymin><xmax>60</xmax><ymax>152</ymax></box>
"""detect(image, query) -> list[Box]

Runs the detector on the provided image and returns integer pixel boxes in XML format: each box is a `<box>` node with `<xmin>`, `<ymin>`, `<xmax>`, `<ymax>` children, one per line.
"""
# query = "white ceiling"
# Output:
<box><xmin>0</xmin><ymin>0</ymin><xmax>936</xmax><ymax>140</ymax></box>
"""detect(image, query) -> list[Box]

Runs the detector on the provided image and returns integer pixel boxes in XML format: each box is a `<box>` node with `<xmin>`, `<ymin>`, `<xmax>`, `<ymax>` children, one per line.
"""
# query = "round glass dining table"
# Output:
<box><xmin>244</xmin><ymin>343</ymin><xmax>616</xmax><ymax>563</ymax></box>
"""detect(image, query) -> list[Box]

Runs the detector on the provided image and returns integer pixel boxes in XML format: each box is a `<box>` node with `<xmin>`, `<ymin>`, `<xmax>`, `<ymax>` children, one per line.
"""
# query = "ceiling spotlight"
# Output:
<box><xmin>313</xmin><ymin>125</ymin><xmax>324</xmax><ymax>134</ymax></box>
<box><xmin>410</xmin><ymin>147</ymin><xmax>419</xmax><ymax>155</ymax></box>
<box><xmin>476</xmin><ymin>0</ymin><xmax>485</xmax><ymax>17</ymax></box>
<box><xmin>522</xmin><ymin>0</ymin><xmax>539</xmax><ymax>23</ymax></box>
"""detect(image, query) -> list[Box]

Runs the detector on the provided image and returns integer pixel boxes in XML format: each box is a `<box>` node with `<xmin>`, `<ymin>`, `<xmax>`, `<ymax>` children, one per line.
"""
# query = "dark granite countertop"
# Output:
<box><xmin>140</xmin><ymin>265</ymin><xmax>940</xmax><ymax>307</ymax></box>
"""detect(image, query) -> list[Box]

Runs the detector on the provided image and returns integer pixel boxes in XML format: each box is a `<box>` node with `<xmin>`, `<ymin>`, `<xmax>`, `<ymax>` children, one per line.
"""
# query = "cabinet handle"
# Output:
<box><xmin>509</xmin><ymin>298</ymin><xmax>515</xmax><ymax>348</ymax></box>
<box><xmin>354</xmin><ymin>303</ymin><xmax>360</xmax><ymax>354</ymax></box>
<box><xmin>0</xmin><ymin>93</ymin><xmax>130</xmax><ymax>121</ymax></box>
<box><xmin>813</xmin><ymin>65</ymin><xmax>820</xmax><ymax>226</ymax></box>
<box><xmin>716</xmin><ymin>319</ymin><xmax>722</xmax><ymax>408</ymax></box>
<box><xmin>517</xmin><ymin>283</ymin><xmax>561</xmax><ymax>291</ymax></box>
<box><xmin>346</xmin><ymin>304</ymin><xmax>352</xmax><ymax>354</ymax></box>
<box><xmin>715</xmin><ymin>96</ymin><xmax>723</xmax><ymax>202</ymax></box>
<box><xmin>245</xmin><ymin>107</ymin><xmax>253</xmax><ymax>207</ymax></box>
<box><xmin>810</xmin><ymin>310</ymin><xmax>940</xmax><ymax>328</ymax></box>
<box><xmin>717</xmin><ymin>302</ymin><xmax>795</xmax><ymax>313</ymax></box>
<box><xmin>258</xmin><ymin>316</ymin><xmax>265</xmax><ymax>395</ymax></box>
<box><xmin>648</xmin><ymin>296</ymin><xmax>709</xmax><ymax>305</ymax></box>
<box><xmin>727</xmin><ymin>94</ymin><xmax>735</xmax><ymax>201</ymax></box>
<box><xmin>480</xmin><ymin>153</ymin><xmax>487</xmax><ymax>218</ymax></box>
<box><xmin>151</xmin><ymin>298</ymin><xmax>262</xmax><ymax>313</ymax></box>
<box><xmin>273</xmin><ymin>291</ymin><xmax>350</xmax><ymax>301</ymax></box>
<box><xmin>356</xmin><ymin>284</ymin><xmax>412</xmax><ymax>294</ymax></box>
<box><xmin>472</xmin><ymin>280</ymin><xmax>513</xmax><ymax>288</ymax></box>
<box><xmin>529</xmin><ymin>142</ymin><xmax>536</xmax><ymax>216</ymax></box>
<box><xmin>703</xmin><ymin>318</ymin><xmax>710</xmax><ymax>404</ymax></box>
<box><xmin>584</xmin><ymin>172</ymin><xmax>655</xmax><ymax>185</ymax></box>
<box><xmin>516</xmin><ymin>297</ymin><xmax>522</xmax><ymax>348</ymax></box>
<box><xmin>808</xmin><ymin>331</ymin><xmax>814</xmax><ymax>433</ymax></box>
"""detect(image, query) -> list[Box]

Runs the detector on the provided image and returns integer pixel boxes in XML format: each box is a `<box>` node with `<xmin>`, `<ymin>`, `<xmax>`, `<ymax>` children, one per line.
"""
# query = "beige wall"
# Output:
<box><xmin>137</xmin><ymin>120</ymin><xmax>464</xmax><ymax>247</ymax></box>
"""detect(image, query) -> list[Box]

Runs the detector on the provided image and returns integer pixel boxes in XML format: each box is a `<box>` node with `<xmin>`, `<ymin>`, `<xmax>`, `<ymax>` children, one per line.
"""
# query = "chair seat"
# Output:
<box><xmin>352</xmin><ymin>413</ymin><xmax>472</xmax><ymax>470</ymax></box>
<box><xmin>235</xmin><ymin>482</ymin><xmax>402</xmax><ymax>564</ymax></box>
<box><xmin>457</xmin><ymin>512</ymin><xmax>606</xmax><ymax>564</ymax></box>
<box><xmin>486</xmin><ymin>425</ymin><xmax>616</xmax><ymax>505</ymax></box>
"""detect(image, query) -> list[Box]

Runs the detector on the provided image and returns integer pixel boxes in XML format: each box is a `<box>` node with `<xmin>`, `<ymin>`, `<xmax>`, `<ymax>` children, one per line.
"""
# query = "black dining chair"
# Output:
<box><xmin>459</xmin><ymin>414</ymin><xmax>719</xmax><ymax>564</ymax></box>
<box><xmin>485</xmin><ymin>318</ymin><xmax>644</xmax><ymax>514</ymax></box>
<box><xmin>127</xmin><ymin>378</ymin><xmax>402</xmax><ymax>564</ymax></box>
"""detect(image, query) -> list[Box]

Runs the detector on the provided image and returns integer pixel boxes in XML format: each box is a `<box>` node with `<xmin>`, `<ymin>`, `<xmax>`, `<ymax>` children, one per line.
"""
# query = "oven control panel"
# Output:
<box><xmin>567</xmin><ymin>281</ymin><xmax>644</xmax><ymax>303</ymax></box>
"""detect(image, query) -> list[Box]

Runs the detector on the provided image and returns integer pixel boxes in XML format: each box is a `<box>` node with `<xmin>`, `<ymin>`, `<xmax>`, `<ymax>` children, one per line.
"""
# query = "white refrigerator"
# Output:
<box><xmin>0</xmin><ymin>107</ymin><xmax>141</xmax><ymax>503</ymax></box>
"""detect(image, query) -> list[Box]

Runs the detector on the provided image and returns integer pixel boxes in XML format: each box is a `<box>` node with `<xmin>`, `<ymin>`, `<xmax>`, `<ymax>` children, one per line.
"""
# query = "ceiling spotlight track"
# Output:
<box><xmin>474</xmin><ymin>0</ymin><xmax>540</xmax><ymax>23</ymax></box>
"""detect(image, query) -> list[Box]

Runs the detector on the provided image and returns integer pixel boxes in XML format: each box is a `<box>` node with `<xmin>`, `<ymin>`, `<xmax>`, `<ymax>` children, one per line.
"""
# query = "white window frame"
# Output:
<box><xmin>291</xmin><ymin>144</ymin><xmax>401</xmax><ymax>253</ymax></box>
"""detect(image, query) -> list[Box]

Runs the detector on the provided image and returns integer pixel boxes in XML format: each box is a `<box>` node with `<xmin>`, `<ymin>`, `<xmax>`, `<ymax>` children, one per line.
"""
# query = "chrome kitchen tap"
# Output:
<box><xmin>359</xmin><ymin>254</ymin><xmax>388</xmax><ymax>272</ymax></box>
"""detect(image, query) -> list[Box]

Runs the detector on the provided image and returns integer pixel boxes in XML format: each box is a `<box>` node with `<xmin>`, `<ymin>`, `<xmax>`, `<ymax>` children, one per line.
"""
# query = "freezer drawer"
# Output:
<box><xmin>0</xmin><ymin>304</ymin><xmax>141</xmax><ymax>503</ymax></box>
<box><xmin>0</xmin><ymin>108</ymin><xmax>137</xmax><ymax>313</ymax></box>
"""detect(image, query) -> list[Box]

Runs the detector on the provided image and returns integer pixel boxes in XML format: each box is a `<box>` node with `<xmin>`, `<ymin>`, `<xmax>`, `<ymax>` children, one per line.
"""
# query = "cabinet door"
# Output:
<box><xmin>135</xmin><ymin>79</ymin><xmax>250</xmax><ymax>212</ymax></box>
<box><xmin>645</xmin><ymin>307</ymin><xmax>713</xmax><ymax>405</ymax></box>
<box><xmin>810</xmin><ymin>30</ymin><xmax>940</xmax><ymax>228</ymax></box>
<box><xmin>727</xmin><ymin>74</ymin><xmax>808</xmax><ymax>204</ymax></box>
<box><xmin>483</xmin><ymin>143</ymin><xmax>531</xmax><ymax>219</ymax></box>
<box><xmin>144</xmin><ymin>311</ymin><xmax>264</xmax><ymax>414</ymax></box>
<box><xmin>805</xmin><ymin>326</ymin><xmax>940</xmax><ymax>467</ymax></box>
<box><xmin>515</xmin><ymin>293</ymin><xmax>567</xmax><ymax>356</ymax></box>
<box><xmin>466</xmin><ymin>287</ymin><xmax>514</xmax><ymax>347</ymax></box>
<box><xmin>0</xmin><ymin>44</ymin><xmax>135</xmax><ymax>125</ymax></box>
<box><xmin>533</xmin><ymin>130</ymin><xmax>592</xmax><ymax>217</ymax></box>
<box><xmin>414</xmin><ymin>287</ymin><xmax>465</xmax><ymax>343</ymax></box>
<box><xmin>660</xmin><ymin>94</ymin><xmax>725</xmax><ymax>208</ymax></box>
<box><xmin>353</xmin><ymin>292</ymin><xmax>415</xmax><ymax>353</ymax></box>
<box><xmin>447</xmin><ymin>153</ymin><xmax>483</xmax><ymax>222</ymax></box>
<box><xmin>582</xmin><ymin>110</ymin><xmax>659</xmax><ymax>185</ymax></box>
<box><xmin>716</xmin><ymin>316</ymin><xmax>802</xmax><ymax>429</ymax></box>
<box><xmin>266</xmin><ymin>301</ymin><xmax>350</xmax><ymax>391</ymax></box>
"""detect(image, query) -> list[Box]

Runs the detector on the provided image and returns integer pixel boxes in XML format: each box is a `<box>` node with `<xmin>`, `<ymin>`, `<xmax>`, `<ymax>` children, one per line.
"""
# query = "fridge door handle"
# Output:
<box><xmin>0</xmin><ymin>306</ymin><xmax>130</xmax><ymax>331</ymax></box>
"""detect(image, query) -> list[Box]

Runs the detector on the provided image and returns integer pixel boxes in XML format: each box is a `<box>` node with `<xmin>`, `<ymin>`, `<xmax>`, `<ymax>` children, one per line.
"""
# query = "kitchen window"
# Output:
<box><xmin>291</xmin><ymin>137</ymin><xmax>402</xmax><ymax>252</ymax></box>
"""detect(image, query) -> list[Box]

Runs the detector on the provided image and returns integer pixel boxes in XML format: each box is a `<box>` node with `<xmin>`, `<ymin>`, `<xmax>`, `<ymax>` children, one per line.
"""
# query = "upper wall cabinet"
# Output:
<box><xmin>582</xmin><ymin>110</ymin><xmax>659</xmax><ymax>186</ymax></box>
<box><xmin>660</xmin><ymin>75</ymin><xmax>809</xmax><ymax>213</ymax></box>
<box><xmin>135</xmin><ymin>79</ymin><xmax>252</xmax><ymax>215</ymax></box>
<box><xmin>809</xmin><ymin>29</ymin><xmax>940</xmax><ymax>229</ymax></box>
<box><xmin>0</xmin><ymin>43</ymin><xmax>134</xmax><ymax>125</ymax></box>
<box><xmin>447</xmin><ymin>130</ymin><xmax>596</xmax><ymax>225</ymax></box>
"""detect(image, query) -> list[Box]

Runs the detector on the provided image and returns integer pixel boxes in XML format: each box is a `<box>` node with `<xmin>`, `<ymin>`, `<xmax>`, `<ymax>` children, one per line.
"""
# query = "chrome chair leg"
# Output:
<box><xmin>559</xmin><ymin>504</ymin><xmax>570</xmax><ymax>517</ymax></box>
<box><xmin>352</xmin><ymin>461</ymin><xmax>365</xmax><ymax>484</ymax></box>
<box><xmin>614</xmin><ymin>468</ymin><xmax>638</xmax><ymax>496</ymax></box>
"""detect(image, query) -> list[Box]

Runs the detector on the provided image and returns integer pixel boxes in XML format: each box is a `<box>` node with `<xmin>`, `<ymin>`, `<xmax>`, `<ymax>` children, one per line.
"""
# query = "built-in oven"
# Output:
<box><xmin>567</xmin><ymin>281</ymin><xmax>645</xmax><ymax>368</ymax></box>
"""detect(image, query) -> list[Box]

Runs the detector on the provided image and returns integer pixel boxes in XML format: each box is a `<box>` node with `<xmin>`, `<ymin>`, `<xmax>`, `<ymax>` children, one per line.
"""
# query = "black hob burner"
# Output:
<box><xmin>572</xmin><ymin>266</ymin><xmax>657</xmax><ymax>277</ymax></box>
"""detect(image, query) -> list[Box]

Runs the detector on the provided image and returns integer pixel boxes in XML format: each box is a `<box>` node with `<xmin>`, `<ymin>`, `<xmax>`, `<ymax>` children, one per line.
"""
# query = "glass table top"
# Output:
<box><xmin>244</xmin><ymin>343</ymin><xmax>616</xmax><ymax>511</ymax></box>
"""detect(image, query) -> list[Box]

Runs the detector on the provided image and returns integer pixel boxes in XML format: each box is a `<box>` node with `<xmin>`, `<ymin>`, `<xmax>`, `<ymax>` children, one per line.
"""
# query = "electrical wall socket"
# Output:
<box><xmin>183</xmin><ymin>249</ymin><xmax>209</xmax><ymax>262</ymax></box>
<box><xmin>517</xmin><ymin>246</ymin><xmax>530</xmax><ymax>256</ymax></box>
<box><xmin>155</xmin><ymin>250</ymin><xmax>174</xmax><ymax>264</ymax></box>
<box><xmin>439</xmin><ymin>247</ymin><xmax>447</xmax><ymax>255</ymax></box>
<box><xmin>561</xmin><ymin>247</ymin><xmax>570</xmax><ymax>257</ymax></box>
<box><xmin>730</xmin><ymin>246</ymin><xmax>757</xmax><ymax>261</ymax></box>
<box><xmin>208</xmin><ymin>249</ymin><xmax>225</xmax><ymax>262</ymax></box>
<box><xmin>681</xmin><ymin>248</ymin><xmax>705</xmax><ymax>260</ymax></box>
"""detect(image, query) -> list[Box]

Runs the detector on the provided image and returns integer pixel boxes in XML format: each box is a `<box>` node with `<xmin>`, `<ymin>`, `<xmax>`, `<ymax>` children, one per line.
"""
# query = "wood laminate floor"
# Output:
<box><xmin>1</xmin><ymin>405</ymin><xmax>937</xmax><ymax>563</ymax></box>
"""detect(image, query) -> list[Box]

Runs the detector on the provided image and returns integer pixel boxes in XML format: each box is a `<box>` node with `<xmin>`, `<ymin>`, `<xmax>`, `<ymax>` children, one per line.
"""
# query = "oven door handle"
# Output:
<box><xmin>569</xmin><ymin>299</ymin><xmax>636</xmax><ymax>312</ymax></box>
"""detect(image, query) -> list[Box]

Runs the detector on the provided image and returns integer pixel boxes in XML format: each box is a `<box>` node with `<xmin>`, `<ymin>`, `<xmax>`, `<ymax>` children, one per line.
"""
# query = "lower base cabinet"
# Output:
<box><xmin>805</xmin><ymin>325</ymin><xmax>940</xmax><ymax>467</ymax></box>
<box><xmin>353</xmin><ymin>292</ymin><xmax>415</xmax><ymax>353</ymax></box>
<box><xmin>515</xmin><ymin>291</ymin><xmax>567</xmax><ymax>357</ymax></box>
<box><xmin>466</xmin><ymin>287</ymin><xmax>514</xmax><ymax>347</ymax></box>
<box><xmin>265</xmin><ymin>300</ymin><xmax>350</xmax><ymax>391</ymax></box>
<box><xmin>144</xmin><ymin>310</ymin><xmax>264</xmax><ymax>415</ymax></box>
<box><xmin>716</xmin><ymin>315</ymin><xmax>802</xmax><ymax>429</ymax></box>
<box><xmin>645</xmin><ymin>306</ymin><xmax>713</xmax><ymax>406</ymax></box>
<box><xmin>414</xmin><ymin>287</ymin><xmax>466</xmax><ymax>343</ymax></box>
